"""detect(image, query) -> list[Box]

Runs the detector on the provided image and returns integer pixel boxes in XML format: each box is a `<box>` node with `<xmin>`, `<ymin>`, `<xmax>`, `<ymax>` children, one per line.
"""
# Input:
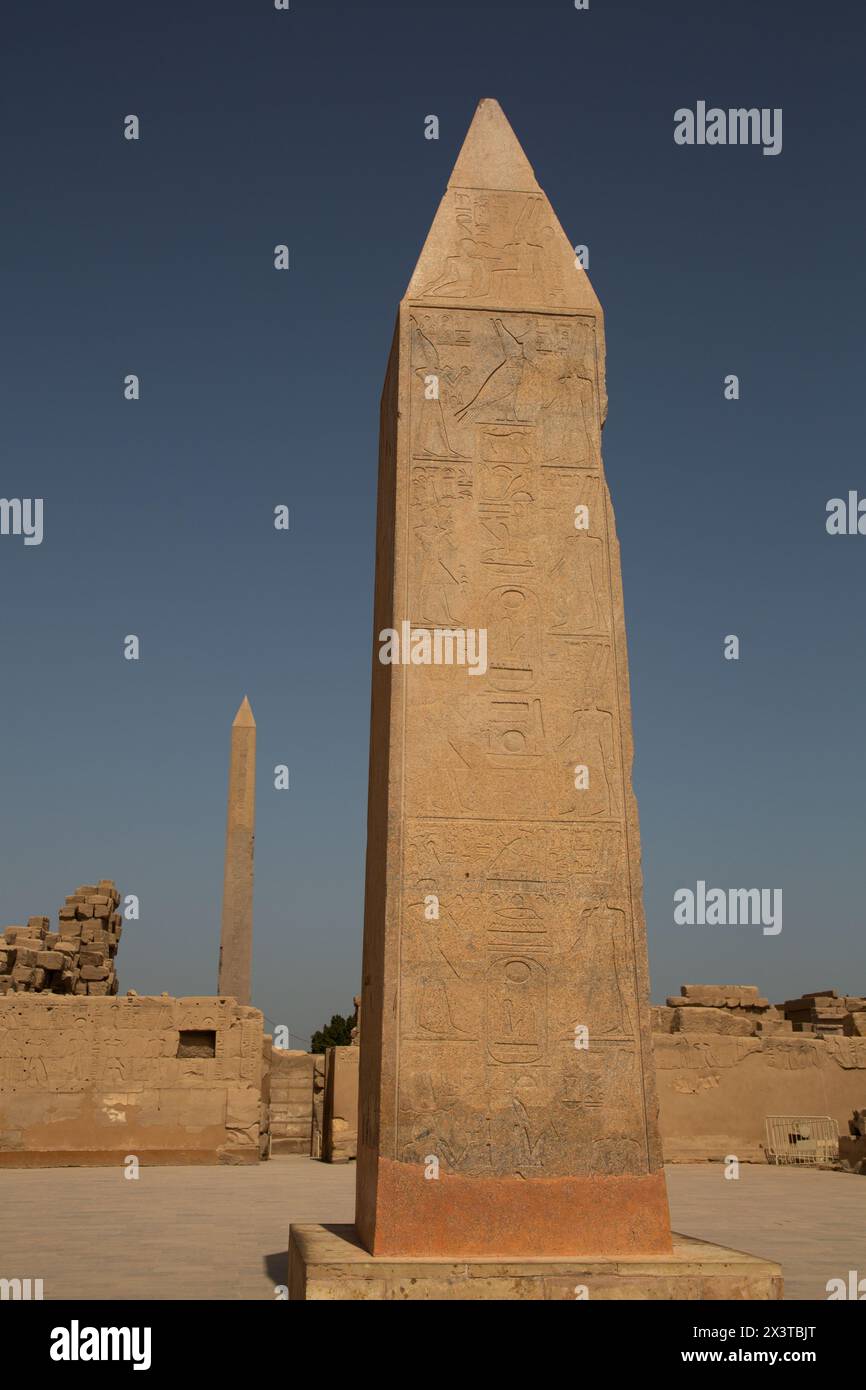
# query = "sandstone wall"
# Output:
<box><xmin>654</xmin><ymin>1032</ymin><xmax>866</xmax><ymax>1161</ymax></box>
<box><xmin>322</xmin><ymin>1045</ymin><xmax>359</xmax><ymax>1163</ymax></box>
<box><xmin>0</xmin><ymin>994</ymin><xmax>264</xmax><ymax>1166</ymax></box>
<box><xmin>311</xmin><ymin>1052</ymin><xmax>325</xmax><ymax>1157</ymax></box>
<box><xmin>269</xmin><ymin>1049</ymin><xmax>318</xmax><ymax>1154</ymax></box>
<box><xmin>652</xmin><ymin>984</ymin><xmax>866</xmax><ymax>1160</ymax></box>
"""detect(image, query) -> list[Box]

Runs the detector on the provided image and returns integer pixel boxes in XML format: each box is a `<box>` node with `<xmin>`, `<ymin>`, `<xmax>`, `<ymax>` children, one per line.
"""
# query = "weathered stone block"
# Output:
<box><xmin>681</xmin><ymin>984</ymin><xmax>760</xmax><ymax>1007</ymax></box>
<box><xmin>226</xmin><ymin>1087</ymin><xmax>261</xmax><ymax>1130</ymax></box>
<box><xmin>650</xmin><ymin>1006</ymin><xmax>676</xmax><ymax>1034</ymax></box>
<box><xmin>36</xmin><ymin>952</ymin><xmax>64</xmax><ymax>971</ymax></box>
<box><xmin>673</xmin><ymin>1007</ymin><xmax>755</xmax><ymax>1036</ymax></box>
<box><xmin>80</xmin><ymin>964</ymin><xmax>109</xmax><ymax>981</ymax></box>
<box><xmin>12</xmin><ymin>937</ymin><xmax>44</xmax><ymax>955</ymax></box>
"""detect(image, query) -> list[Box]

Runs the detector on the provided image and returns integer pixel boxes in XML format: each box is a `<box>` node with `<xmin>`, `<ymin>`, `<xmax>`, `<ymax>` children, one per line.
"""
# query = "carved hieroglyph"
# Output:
<box><xmin>217</xmin><ymin>697</ymin><xmax>256</xmax><ymax>1005</ymax></box>
<box><xmin>357</xmin><ymin>100</ymin><xmax>672</xmax><ymax>1257</ymax></box>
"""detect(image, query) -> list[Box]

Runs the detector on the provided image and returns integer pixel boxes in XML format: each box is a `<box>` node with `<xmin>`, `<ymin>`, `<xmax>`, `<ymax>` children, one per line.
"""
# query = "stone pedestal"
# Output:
<box><xmin>289</xmin><ymin>1225</ymin><xmax>782</xmax><ymax>1301</ymax></box>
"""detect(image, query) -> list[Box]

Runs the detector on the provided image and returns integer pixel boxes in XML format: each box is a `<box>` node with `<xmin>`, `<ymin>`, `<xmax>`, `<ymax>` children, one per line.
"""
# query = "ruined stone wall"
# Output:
<box><xmin>781</xmin><ymin>990</ymin><xmax>866</xmax><ymax>1037</ymax></box>
<box><xmin>652</xmin><ymin>983</ymin><xmax>866</xmax><ymax>1040</ymax></box>
<box><xmin>260</xmin><ymin>1034</ymin><xmax>273</xmax><ymax>1159</ymax></box>
<box><xmin>269</xmin><ymin>1049</ymin><xmax>318</xmax><ymax>1154</ymax></box>
<box><xmin>652</xmin><ymin>985</ymin><xmax>866</xmax><ymax>1160</ymax></box>
<box><xmin>0</xmin><ymin>882</ymin><xmax>123</xmax><ymax>997</ymax></box>
<box><xmin>322</xmin><ymin>1045</ymin><xmax>359</xmax><ymax>1163</ymax></box>
<box><xmin>311</xmin><ymin>1052</ymin><xmax>325</xmax><ymax>1157</ymax></box>
<box><xmin>0</xmin><ymin>994</ymin><xmax>264</xmax><ymax>1166</ymax></box>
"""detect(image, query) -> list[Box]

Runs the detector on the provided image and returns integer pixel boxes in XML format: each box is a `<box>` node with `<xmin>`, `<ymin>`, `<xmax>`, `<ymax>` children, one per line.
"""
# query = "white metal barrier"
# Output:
<box><xmin>764</xmin><ymin>1115</ymin><xmax>839</xmax><ymax>1166</ymax></box>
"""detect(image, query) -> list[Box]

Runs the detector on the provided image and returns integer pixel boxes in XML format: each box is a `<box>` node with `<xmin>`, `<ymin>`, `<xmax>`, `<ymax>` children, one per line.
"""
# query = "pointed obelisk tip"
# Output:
<box><xmin>232</xmin><ymin>695</ymin><xmax>255</xmax><ymax>728</ymax></box>
<box><xmin>448</xmin><ymin>97</ymin><xmax>539</xmax><ymax>193</ymax></box>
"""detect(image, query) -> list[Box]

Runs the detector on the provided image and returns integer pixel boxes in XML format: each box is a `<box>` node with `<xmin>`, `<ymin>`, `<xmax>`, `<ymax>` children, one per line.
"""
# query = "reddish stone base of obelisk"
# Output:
<box><xmin>288</xmin><ymin>1225</ymin><xmax>782</xmax><ymax>1300</ymax></box>
<box><xmin>357</xmin><ymin>1159</ymin><xmax>673</xmax><ymax>1258</ymax></box>
<box><xmin>289</xmin><ymin>1161</ymin><xmax>781</xmax><ymax>1300</ymax></box>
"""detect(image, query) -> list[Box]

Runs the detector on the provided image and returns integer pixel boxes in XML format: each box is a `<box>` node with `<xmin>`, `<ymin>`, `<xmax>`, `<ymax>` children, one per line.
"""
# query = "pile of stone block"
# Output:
<box><xmin>780</xmin><ymin>990</ymin><xmax>866</xmax><ymax>1038</ymax></box>
<box><xmin>0</xmin><ymin>881</ymin><xmax>122</xmax><ymax>996</ymax></box>
<box><xmin>651</xmin><ymin>984</ymin><xmax>866</xmax><ymax>1040</ymax></box>
<box><xmin>652</xmin><ymin>984</ymin><xmax>793</xmax><ymax>1037</ymax></box>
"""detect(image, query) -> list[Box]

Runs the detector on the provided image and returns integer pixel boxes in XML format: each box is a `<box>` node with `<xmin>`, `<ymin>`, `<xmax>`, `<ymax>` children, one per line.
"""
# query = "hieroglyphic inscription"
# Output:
<box><xmin>0</xmin><ymin>997</ymin><xmax>262</xmax><ymax>1094</ymax></box>
<box><xmin>395</xmin><ymin>304</ymin><xmax>648</xmax><ymax>1178</ymax></box>
<box><xmin>416</xmin><ymin>192</ymin><xmax>570</xmax><ymax>311</ymax></box>
<box><xmin>398</xmin><ymin>816</ymin><xmax>644</xmax><ymax>1177</ymax></box>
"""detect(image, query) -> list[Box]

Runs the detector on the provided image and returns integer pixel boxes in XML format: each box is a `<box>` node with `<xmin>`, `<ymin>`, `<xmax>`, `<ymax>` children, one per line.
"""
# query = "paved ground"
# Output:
<box><xmin>666</xmin><ymin>1162</ymin><xmax>865</xmax><ymax>1300</ymax></box>
<box><xmin>1</xmin><ymin>1157</ymin><xmax>861</xmax><ymax>1299</ymax></box>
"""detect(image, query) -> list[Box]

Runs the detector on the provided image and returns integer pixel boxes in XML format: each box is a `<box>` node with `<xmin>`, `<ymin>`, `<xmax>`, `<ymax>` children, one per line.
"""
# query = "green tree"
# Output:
<box><xmin>310</xmin><ymin>1010</ymin><xmax>355</xmax><ymax>1054</ymax></box>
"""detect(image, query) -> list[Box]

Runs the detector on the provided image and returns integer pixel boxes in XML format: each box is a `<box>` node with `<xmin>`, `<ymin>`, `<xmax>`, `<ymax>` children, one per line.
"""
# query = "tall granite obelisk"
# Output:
<box><xmin>289</xmin><ymin>101</ymin><xmax>781</xmax><ymax>1299</ymax></box>
<box><xmin>217</xmin><ymin>696</ymin><xmax>256</xmax><ymax>1004</ymax></box>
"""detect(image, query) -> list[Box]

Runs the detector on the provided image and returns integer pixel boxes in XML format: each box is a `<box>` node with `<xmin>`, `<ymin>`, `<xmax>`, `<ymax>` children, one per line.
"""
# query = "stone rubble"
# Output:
<box><xmin>653</xmin><ymin>983</ymin><xmax>866</xmax><ymax>1039</ymax></box>
<box><xmin>0</xmin><ymin>881</ymin><xmax>123</xmax><ymax>996</ymax></box>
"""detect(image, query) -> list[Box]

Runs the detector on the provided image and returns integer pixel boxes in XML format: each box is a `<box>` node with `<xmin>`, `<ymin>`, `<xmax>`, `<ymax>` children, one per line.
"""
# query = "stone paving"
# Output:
<box><xmin>0</xmin><ymin>1157</ymin><xmax>860</xmax><ymax>1300</ymax></box>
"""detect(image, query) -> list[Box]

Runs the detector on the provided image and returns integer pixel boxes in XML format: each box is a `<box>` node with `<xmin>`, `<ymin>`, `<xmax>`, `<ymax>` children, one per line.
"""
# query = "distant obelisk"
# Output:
<box><xmin>217</xmin><ymin>696</ymin><xmax>256</xmax><ymax>1004</ymax></box>
<box><xmin>289</xmin><ymin>100</ymin><xmax>781</xmax><ymax>1299</ymax></box>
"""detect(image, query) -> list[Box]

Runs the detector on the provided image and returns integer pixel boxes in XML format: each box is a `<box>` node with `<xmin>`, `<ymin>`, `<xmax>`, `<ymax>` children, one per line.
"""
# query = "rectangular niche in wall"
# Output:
<box><xmin>177</xmin><ymin>1030</ymin><xmax>217</xmax><ymax>1059</ymax></box>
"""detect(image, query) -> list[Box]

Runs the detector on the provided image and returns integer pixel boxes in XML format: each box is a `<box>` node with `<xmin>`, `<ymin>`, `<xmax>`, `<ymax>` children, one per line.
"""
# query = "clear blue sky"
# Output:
<box><xmin>2</xmin><ymin>0</ymin><xmax>864</xmax><ymax>1043</ymax></box>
